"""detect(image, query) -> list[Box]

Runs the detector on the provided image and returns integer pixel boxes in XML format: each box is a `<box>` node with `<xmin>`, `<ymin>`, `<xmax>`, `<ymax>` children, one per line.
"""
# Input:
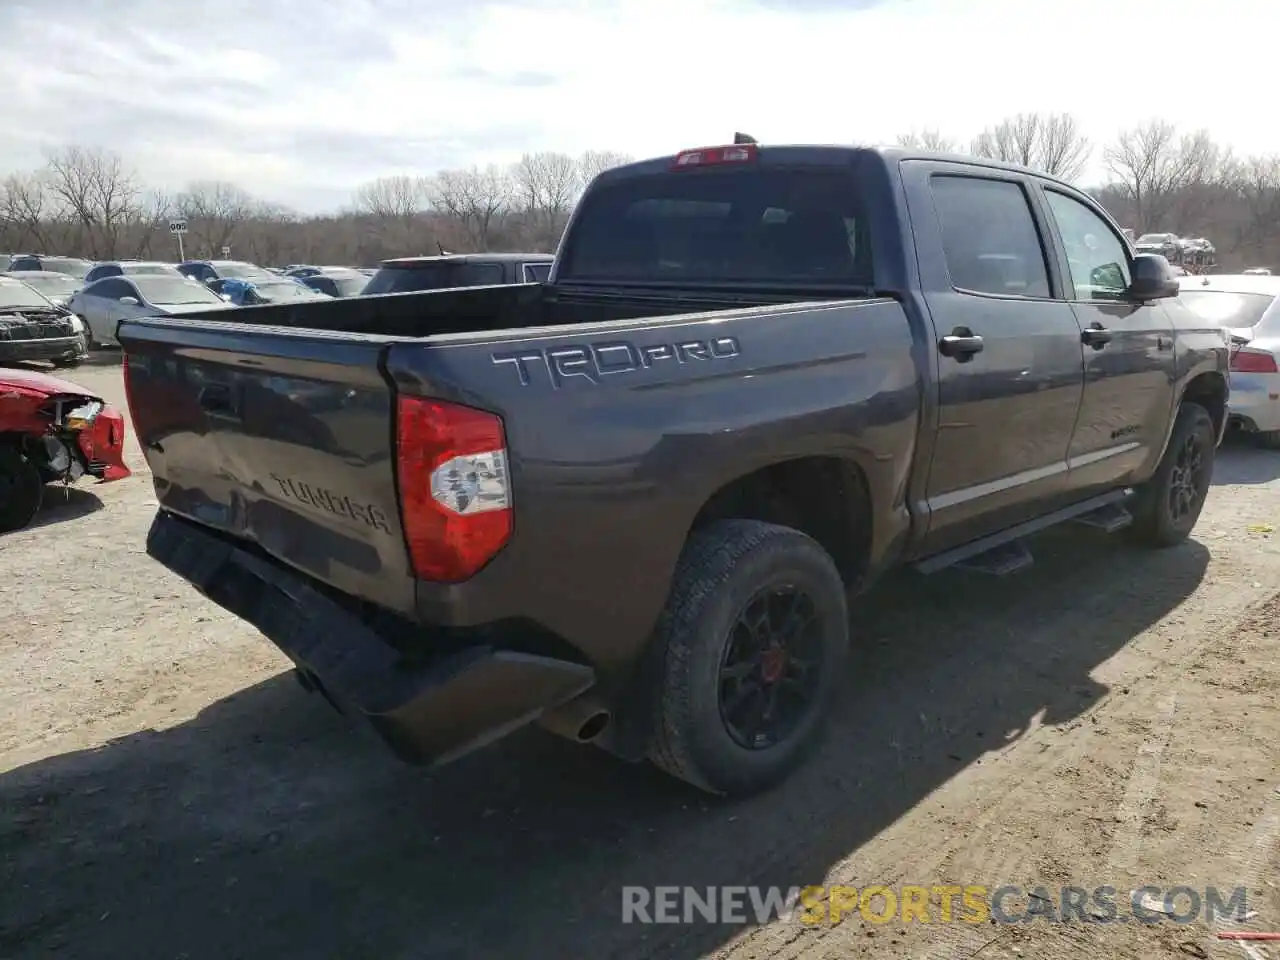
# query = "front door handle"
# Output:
<box><xmin>1081</xmin><ymin>323</ymin><xmax>1113</xmax><ymax>349</ymax></box>
<box><xmin>938</xmin><ymin>327</ymin><xmax>985</xmax><ymax>362</ymax></box>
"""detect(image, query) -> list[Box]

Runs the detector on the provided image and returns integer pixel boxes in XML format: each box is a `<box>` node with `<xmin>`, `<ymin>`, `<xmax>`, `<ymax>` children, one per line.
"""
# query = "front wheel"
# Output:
<box><xmin>647</xmin><ymin>519</ymin><xmax>849</xmax><ymax>796</ymax></box>
<box><xmin>1130</xmin><ymin>403</ymin><xmax>1215</xmax><ymax>547</ymax></box>
<box><xmin>0</xmin><ymin>444</ymin><xmax>43</xmax><ymax>533</ymax></box>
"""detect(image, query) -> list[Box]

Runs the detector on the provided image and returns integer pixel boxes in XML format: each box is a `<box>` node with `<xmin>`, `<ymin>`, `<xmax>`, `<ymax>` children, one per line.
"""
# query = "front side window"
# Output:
<box><xmin>930</xmin><ymin>175</ymin><xmax>1051</xmax><ymax>298</ymax></box>
<box><xmin>1044</xmin><ymin>190</ymin><xmax>1131</xmax><ymax>300</ymax></box>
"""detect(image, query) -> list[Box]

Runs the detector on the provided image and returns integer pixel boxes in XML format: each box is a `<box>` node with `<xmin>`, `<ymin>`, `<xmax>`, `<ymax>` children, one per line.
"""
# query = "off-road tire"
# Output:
<box><xmin>647</xmin><ymin>519</ymin><xmax>849</xmax><ymax>797</ymax></box>
<box><xmin>0</xmin><ymin>444</ymin><xmax>43</xmax><ymax>533</ymax></box>
<box><xmin>1130</xmin><ymin>402</ymin><xmax>1215</xmax><ymax>548</ymax></box>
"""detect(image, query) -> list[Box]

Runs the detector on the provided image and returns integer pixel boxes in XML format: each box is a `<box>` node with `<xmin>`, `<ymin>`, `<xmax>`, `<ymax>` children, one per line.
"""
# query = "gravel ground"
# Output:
<box><xmin>2</xmin><ymin>356</ymin><xmax>1279</xmax><ymax>960</ymax></box>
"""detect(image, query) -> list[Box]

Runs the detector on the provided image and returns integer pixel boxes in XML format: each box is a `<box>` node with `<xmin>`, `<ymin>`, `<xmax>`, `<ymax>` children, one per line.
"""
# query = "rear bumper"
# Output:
<box><xmin>1227</xmin><ymin>372</ymin><xmax>1280</xmax><ymax>433</ymax></box>
<box><xmin>0</xmin><ymin>335</ymin><xmax>85</xmax><ymax>363</ymax></box>
<box><xmin>146</xmin><ymin>511</ymin><xmax>596</xmax><ymax>765</ymax></box>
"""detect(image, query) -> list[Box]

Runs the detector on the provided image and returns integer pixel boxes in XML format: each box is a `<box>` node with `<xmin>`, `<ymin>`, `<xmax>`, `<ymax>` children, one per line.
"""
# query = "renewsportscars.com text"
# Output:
<box><xmin>621</xmin><ymin>885</ymin><xmax>1249</xmax><ymax>926</ymax></box>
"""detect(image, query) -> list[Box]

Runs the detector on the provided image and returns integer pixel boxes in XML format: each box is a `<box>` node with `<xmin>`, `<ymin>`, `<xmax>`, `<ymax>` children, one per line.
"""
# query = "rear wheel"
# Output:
<box><xmin>0</xmin><ymin>445</ymin><xmax>43</xmax><ymax>533</ymax></box>
<box><xmin>1256</xmin><ymin>430</ymin><xmax>1280</xmax><ymax>450</ymax></box>
<box><xmin>647</xmin><ymin>519</ymin><xmax>849</xmax><ymax>796</ymax></box>
<box><xmin>1130</xmin><ymin>403</ymin><xmax>1215</xmax><ymax>547</ymax></box>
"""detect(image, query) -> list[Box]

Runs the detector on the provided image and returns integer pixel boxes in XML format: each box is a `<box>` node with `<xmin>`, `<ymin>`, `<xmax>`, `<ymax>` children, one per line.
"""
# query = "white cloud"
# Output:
<box><xmin>0</xmin><ymin>0</ymin><xmax>1275</xmax><ymax>212</ymax></box>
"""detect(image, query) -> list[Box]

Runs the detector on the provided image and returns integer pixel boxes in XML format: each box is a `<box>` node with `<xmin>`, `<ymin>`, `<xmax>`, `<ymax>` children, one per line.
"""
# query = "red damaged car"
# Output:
<box><xmin>0</xmin><ymin>367</ymin><xmax>131</xmax><ymax>532</ymax></box>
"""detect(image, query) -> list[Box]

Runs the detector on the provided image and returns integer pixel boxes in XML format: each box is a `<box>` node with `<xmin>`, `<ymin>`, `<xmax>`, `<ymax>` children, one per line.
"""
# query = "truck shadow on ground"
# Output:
<box><xmin>0</xmin><ymin>530</ymin><xmax>1211</xmax><ymax>960</ymax></box>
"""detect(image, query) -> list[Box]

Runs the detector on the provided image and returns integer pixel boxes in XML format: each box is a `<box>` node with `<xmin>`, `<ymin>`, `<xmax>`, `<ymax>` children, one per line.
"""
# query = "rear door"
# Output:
<box><xmin>901</xmin><ymin>162</ymin><xmax>1086</xmax><ymax>553</ymax></box>
<box><xmin>1037</xmin><ymin>185</ymin><xmax>1177</xmax><ymax>490</ymax></box>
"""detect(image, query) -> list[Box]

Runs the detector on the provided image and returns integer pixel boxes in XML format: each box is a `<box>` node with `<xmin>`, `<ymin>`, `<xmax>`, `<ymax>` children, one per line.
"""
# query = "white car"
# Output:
<box><xmin>67</xmin><ymin>274</ymin><xmax>234</xmax><ymax>347</ymax></box>
<box><xmin>1178</xmin><ymin>274</ymin><xmax>1280</xmax><ymax>446</ymax></box>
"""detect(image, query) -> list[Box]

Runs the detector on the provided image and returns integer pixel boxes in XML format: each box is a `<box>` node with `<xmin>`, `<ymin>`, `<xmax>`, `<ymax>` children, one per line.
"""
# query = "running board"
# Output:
<box><xmin>914</xmin><ymin>488</ymin><xmax>1133</xmax><ymax>576</ymax></box>
<box><xmin>1071</xmin><ymin>502</ymin><xmax>1134</xmax><ymax>533</ymax></box>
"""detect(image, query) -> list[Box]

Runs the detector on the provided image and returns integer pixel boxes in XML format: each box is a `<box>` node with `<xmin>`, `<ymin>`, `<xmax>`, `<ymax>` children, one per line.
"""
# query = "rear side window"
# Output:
<box><xmin>362</xmin><ymin>262</ymin><xmax>504</xmax><ymax>295</ymax></box>
<box><xmin>931</xmin><ymin>176</ymin><xmax>1051</xmax><ymax>298</ymax></box>
<box><xmin>558</xmin><ymin>167</ymin><xmax>869</xmax><ymax>286</ymax></box>
<box><xmin>9</xmin><ymin>257</ymin><xmax>39</xmax><ymax>271</ymax></box>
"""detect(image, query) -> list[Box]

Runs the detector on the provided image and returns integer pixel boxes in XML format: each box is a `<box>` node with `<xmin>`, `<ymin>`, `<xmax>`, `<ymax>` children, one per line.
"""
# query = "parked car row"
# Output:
<box><xmin>0</xmin><ymin>251</ymin><xmax>559</xmax><ymax>364</ymax></box>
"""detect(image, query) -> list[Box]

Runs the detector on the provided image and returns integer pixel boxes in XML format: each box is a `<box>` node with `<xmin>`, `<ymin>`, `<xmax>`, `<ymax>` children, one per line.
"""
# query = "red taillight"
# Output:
<box><xmin>1231</xmin><ymin>349</ymin><xmax>1279</xmax><ymax>373</ymax></box>
<box><xmin>394</xmin><ymin>396</ymin><xmax>512</xmax><ymax>583</ymax></box>
<box><xmin>671</xmin><ymin>143</ymin><xmax>758</xmax><ymax>169</ymax></box>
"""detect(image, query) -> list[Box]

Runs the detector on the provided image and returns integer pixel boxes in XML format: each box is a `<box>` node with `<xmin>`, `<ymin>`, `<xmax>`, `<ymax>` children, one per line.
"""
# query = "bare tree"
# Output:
<box><xmin>428</xmin><ymin>165</ymin><xmax>513</xmax><ymax>251</ymax></box>
<box><xmin>177</xmin><ymin>180</ymin><xmax>256</xmax><ymax>258</ymax></box>
<box><xmin>43</xmin><ymin>145</ymin><xmax>140</xmax><ymax>258</ymax></box>
<box><xmin>971</xmin><ymin>113</ymin><xmax>1091</xmax><ymax>180</ymax></box>
<box><xmin>577</xmin><ymin>150</ymin><xmax>633</xmax><ymax>190</ymax></box>
<box><xmin>511</xmin><ymin>152</ymin><xmax>578</xmax><ymax>249</ymax></box>
<box><xmin>0</xmin><ymin>172</ymin><xmax>55</xmax><ymax>251</ymax></box>
<box><xmin>128</xmin><ymin>189</ymin><xmax>174</xmax><ymax>258</ymax></box>
<box><xmin>895</xmin><ymin>129</ymin><xmax>956</xmax><ymax>152</ymax></box>
<box><xmin>1103</xmin><ymin>120</ymin><xmax>1226</xmax><ymax>232</ymax></box>
<box><xmin>1035</xmin><ymin>114</ymin><xmax>1092</xmax><ymax>181</ymax></box>
<box><xmin>351</xmin><ymin>174</ymin><xmax>429</xmax><ymax>251</ymax></box>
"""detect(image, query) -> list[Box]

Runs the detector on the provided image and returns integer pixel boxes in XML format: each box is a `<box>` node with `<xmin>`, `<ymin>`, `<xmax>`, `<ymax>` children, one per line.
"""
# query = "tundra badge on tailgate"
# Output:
<box><xmin>492</xmin><ymin>335</ymin><xmax>741</xmax><ymax>388</ymax></box>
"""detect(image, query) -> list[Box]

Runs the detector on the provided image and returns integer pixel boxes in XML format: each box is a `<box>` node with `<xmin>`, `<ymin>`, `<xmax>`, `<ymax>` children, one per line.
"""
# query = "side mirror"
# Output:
<box><xmin>1128</xmin><ymin>254</ymin><xmax>1180</xmax><ymax>301</ymax></box>
<box><xmin>119</xmin><ymin>296</ymin><xmax>139</xmax><ymax>306</ymax></box>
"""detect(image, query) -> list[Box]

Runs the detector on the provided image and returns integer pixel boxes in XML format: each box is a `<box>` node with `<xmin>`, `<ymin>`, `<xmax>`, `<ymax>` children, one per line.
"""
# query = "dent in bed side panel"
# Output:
<box><xmin>384</xmin><ymin>299</ymin><xmax>919</xmax><ymax>686</ymax></box>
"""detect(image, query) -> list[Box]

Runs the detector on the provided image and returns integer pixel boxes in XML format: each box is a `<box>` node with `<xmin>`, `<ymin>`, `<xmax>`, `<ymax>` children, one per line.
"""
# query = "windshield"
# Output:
<box><xmin>41</xmin><ymin>258</ymin><xmax>92</xmax><ymax>279</ymax></box>
<box><xmin>135</xmin><ymin>276</ymin><xmax>224</xmax><ymax>305</ymax></box>
<box><xmin>362</xmin><ymin>261</ymin><xmax>505</xmax><ymax>295</ymax></box>
<box><xmin>256</xmin><ymin>281</ymin><xmax>321</xmax><ymax>299</ymax></box>
<box><xmin>124</xmin><ymin>263</ymin><xmax>181</xmax><ymax>276</ymax></box>
<box><xmin>558</xmin><ymin>166</ymin><xmax>869</xmax><ymax>286</ymax></box>
<box><xmin>17</xmin><ymin>273</ymin><xmax>78</xmax><ymax>296</ymax></box>
<box><xmin>216</xmin><ymin>262</ymin><xmax>271</xmax><ymax>279</ymax></box>
<box><xmin>523</xmin><ymin>262</ymin><xmax>552</xmax><ymax>282</ymax></box>
<box><xmin>0</xmin><ymin>277</ymin><xmax>57</xmax><ymax>308</ymax></box>
<box><xmin>1178</xmin><ymin>290</ymin><xmax>1279</xmax><ymax>331</ymax></box>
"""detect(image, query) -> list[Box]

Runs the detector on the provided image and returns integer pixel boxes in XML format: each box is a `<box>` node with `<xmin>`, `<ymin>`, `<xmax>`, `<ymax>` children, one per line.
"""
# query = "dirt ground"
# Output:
<box><xmin>3</xmin><ymin>356</ymin><xmax>1280</xmax><ymax>960</ymax></box>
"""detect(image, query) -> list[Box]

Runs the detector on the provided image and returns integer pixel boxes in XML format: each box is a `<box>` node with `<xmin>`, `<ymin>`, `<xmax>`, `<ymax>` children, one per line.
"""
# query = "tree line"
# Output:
<box><xmin>3</xmin><ymin>115</ymin><xmax>1280</xmax><ymax>270</ymax></box>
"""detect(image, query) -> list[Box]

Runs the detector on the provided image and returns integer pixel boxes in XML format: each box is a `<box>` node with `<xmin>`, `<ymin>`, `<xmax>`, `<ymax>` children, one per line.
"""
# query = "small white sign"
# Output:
<box><xmin>168</xmin><ymin>218</ymin><xmax>188</xmax><ymax>235</ymax></box>
<box><xmin>221</xmin><ymin>245</ymin><xmax>231</xmax><ymax>257</ymax></box>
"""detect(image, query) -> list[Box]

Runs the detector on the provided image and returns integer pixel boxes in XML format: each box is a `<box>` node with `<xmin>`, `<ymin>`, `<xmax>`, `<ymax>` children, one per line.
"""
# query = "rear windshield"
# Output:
<box><xmin>557</xmin><ymin>166</ymin><xmax>869</xmax><ymax>286</ymax></box>
<box><xmin>362</xmin><ymin>261</ymin><xmax>505</xmax><ymax>295</ymax></box>
<box><xmin>1178</xmin><ymin>290</ymin><xmax>1279</xmax><ymax>331</ymax></box>
<box><xmin>124</xmin><ymin>263</ymin><xmax>180</xmax><ymax>276</ymax></box>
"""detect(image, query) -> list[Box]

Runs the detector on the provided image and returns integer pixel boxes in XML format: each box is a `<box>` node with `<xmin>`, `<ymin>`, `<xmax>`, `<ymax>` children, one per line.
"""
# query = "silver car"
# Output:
<box><xmin>1178</xmin><ymin>273</ymin><xmax>1280</xmax><ymax>447</ymax></box>
<box><xmin>68</xmin><ymin>274</ymin><xmax>234</xmax><ymax>347</ymax></box>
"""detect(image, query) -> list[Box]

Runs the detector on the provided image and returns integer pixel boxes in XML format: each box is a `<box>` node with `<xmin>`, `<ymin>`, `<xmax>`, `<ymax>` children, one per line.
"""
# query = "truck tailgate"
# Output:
<box><xmin>119</xmin><ymin>317</ymin><xmax>417</xmax><ymax>615</ymax></box>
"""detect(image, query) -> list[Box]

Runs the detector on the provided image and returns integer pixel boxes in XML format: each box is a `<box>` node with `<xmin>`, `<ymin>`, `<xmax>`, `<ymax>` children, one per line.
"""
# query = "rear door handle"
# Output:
<box><xmin>1081</xmin><ymin>323</ymin><xmax>1113</xmax><ymax>349</ymax></box>
<box><xmin>938</xmin><ymin>327</ymin><xmax>984</xmax><ymax>362</ymax></box>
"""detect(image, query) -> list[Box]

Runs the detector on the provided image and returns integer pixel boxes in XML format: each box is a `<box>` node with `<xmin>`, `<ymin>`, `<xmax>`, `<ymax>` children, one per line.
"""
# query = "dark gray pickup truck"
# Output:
<box><xmin>118</xmin><ymin>142</ymin><xmax>1230</xmax><ymax>797</ymax></box>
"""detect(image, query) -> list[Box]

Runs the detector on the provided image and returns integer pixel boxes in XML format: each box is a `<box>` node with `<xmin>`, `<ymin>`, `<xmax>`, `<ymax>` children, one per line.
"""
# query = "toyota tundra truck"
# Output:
<box><xmin>117</xmin><ymin>142</ymin><xmax>1230</xmax><ymax>797</ymax></box>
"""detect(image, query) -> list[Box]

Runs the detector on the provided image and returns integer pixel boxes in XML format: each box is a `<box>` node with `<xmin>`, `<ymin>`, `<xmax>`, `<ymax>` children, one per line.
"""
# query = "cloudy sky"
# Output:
<box><xmin>0</xmin><ymin>0</ymin><xmax>1273</xmax><ymax>213</ymax></box>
